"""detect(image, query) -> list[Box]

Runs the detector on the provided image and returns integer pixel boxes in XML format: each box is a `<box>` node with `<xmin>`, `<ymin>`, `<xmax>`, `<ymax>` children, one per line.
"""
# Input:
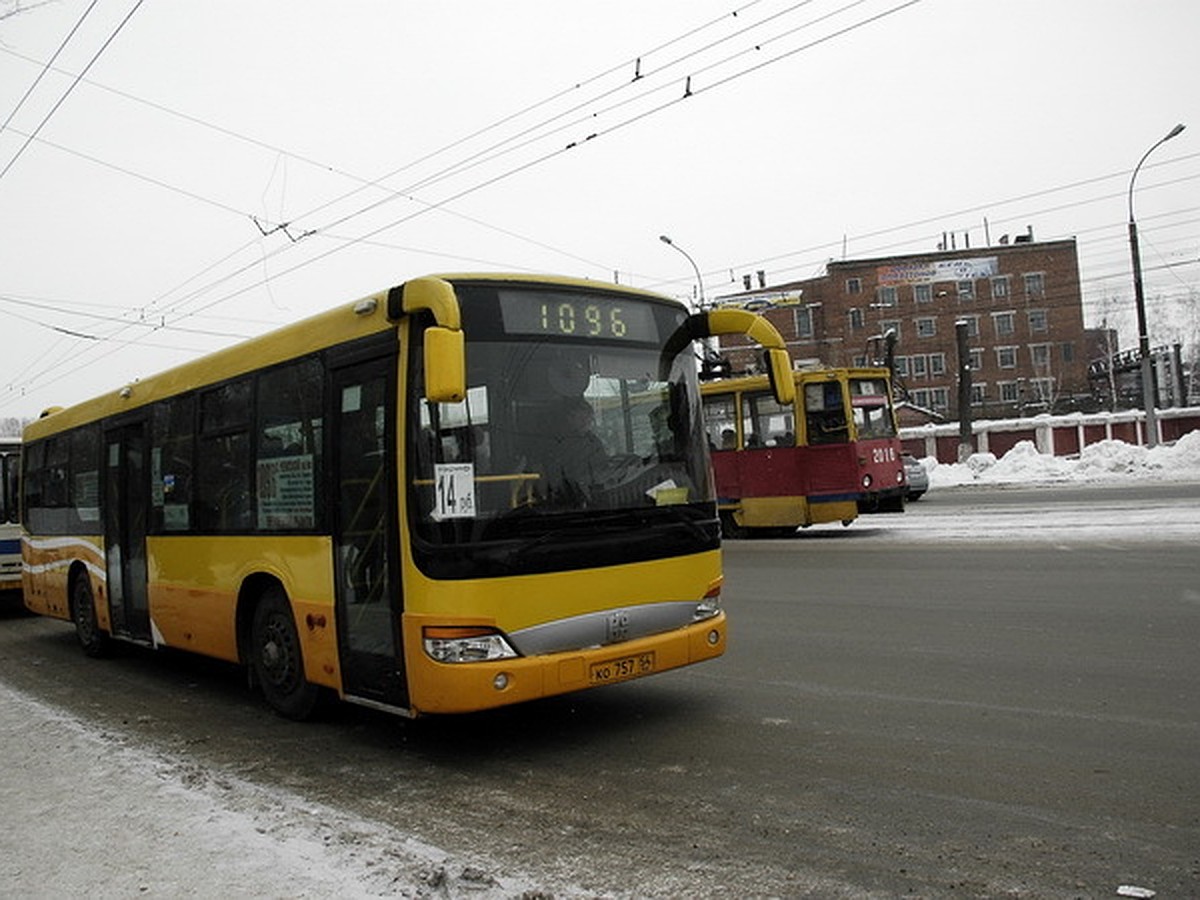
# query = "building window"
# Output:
<box><xmin>996</xmin><ymin>346</ymin><xmax>1017</xmax><ymax>369</ymax></box>
<box><xmin>852</xmin><ymin>354</ymin><xmax>868</xmax><ymax>367</ymax></box>
<box><xmin>894</xmin><ymin>356</ymin><xmax>909</xmax><ymax>376</ymax></box>
<box><xmin>911</xmin><ymin>355</ymin><xmax>927</xmax><ymax>378</ymax></box>
<box><xmin>794</xmin><ymin>307</ymin><xmax>814</xmax><ymax>339</ymax></box>
<box><xmin>846</xmin><ymin>277</ymin><xmax>862</xmax><ymax>295</ymax></box>
<box><xmin>1060</xmin><ymin>341</ymin><xmax>1075</xmax><ymax>363</ymax></box>
<box><xmin>957</xmin><ymin>280</ymin><xmax>975</xmax><ymax>301</ymax></box>
<box><xmin>916</xmin><ymin>317</ymin><xmax>936</xmax><ymax>338</ymax></box>
<box><xmin>991</xmin><ymin>275</ymin><xmax>1010</xmax><ymax>300</ymax></box>
<box><xmin>992</xmin><ymin>311</ymin><xmax>1016</xmax><ymax>337</ymax></box>
<box><xmin>1024</xmin><ymin>272</ymin><xmax>1045</xmax><ymax>297</ymax></box>
<box><xmin>961</xmin><ymin>315</ymin><xmax>980</xmax><ymax>338</ymax></box>
<box><xmin>914</xmin><ymin>283</ymin><xmax>933</xmax><ymax>304</ymax></box>
<box><xmin>911</xmin><ymin>389</ymin><xmax>929</xmax><ymax>407</ymax></box>
<box><xmin>848</xmin><ymin>308</ymin><xmax>864</xmax><ymax>329</ymax></box>
<box><xmin>1030</xmin><ymin>343</ymin><xmax>1051</xmax><ymax>368</ymax></box>
<box><xmin>1031</xmin><ymin>377</ymin><xmax>1056</xmax><ymax>401</ymax></box>
<box><xmin>931</xmin><ymin>388</ymin><xmax>949</xmax><ymax>409</ymax></box>
<box><xmin>968</xmin><ymin>348</ymin><xmax>984</xmax><ymax>371</ymax></box>
<box><xmin>999</xmin><ymin>381</ymin><xmax>1019</xmax><ymax>402</ymax></box>
<box><xmin>876</xmin><ymin>285</ymin><xmax>897</xmax><ymax>307</ymax></box>
<box><xmin>970</xmin><ymin>383</ymin><xmax>987</xmax><ymax>405</ymax></box>
<box><xmin>929</xmin><ymin>353</ymin><xmax>946</xmax><ymax>376</ymax></box>
<box><xmin>1028</xmin><ymin>309</ymin><xmax>1048</xmax><ymax>332</ymax></box>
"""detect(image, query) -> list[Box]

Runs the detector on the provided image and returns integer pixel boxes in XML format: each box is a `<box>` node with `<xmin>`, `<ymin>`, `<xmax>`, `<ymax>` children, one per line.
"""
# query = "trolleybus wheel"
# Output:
<box><xmin>72</xmin><ymin>574</ymin><xmax>110</xmax><ymax>658</ymax></box>
<box><xmin>251</xmin><ymin>587</ymin><xmax>321</xmax><ymax>720</ymax></box>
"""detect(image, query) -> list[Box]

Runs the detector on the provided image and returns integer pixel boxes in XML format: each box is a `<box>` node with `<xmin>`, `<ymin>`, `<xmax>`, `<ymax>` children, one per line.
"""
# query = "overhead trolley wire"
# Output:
<box><xmin>160</xmin><ymin>0</ymin><xmax>930</xmax><ymax>328</ymax></box>
<box><xmin>0</xmin><ymin>0</ymin><xmax>146</xmax><ymax>184</ymax></box>
<box><xmin>0</xmin><ymin>0</ymin><xmax>100</xmax><ymax>135</ymax></box>
<box><xmin>3</xmin><ymin>1</ymin><xmax>970</xmax><ymax>400</ymax></box>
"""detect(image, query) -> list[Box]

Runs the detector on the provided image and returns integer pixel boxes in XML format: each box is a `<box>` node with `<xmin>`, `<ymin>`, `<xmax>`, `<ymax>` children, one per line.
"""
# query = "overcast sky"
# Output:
<box><xmin>1</xmin><ymin>0</ymin><xmax>1196</xmax><ymax>419</ymax></box>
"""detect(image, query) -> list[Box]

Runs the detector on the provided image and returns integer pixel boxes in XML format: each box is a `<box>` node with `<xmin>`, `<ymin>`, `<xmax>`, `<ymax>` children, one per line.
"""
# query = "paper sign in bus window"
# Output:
<box><xmin>433</xmin><ymin>463</ymin><xmax>475</xmax><ymax>520</ymax></box>
<box><xmin>257</xmin><ymin>455</ymin><xmax>316</xmax><ymax>529</ymax></box>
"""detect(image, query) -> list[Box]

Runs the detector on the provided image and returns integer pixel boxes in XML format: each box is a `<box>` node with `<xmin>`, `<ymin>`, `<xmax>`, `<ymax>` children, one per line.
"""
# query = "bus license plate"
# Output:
<box><xmin>589</xmin><ymin>652</ymin><xmax>656</xmax><ymax>685</ymax></box>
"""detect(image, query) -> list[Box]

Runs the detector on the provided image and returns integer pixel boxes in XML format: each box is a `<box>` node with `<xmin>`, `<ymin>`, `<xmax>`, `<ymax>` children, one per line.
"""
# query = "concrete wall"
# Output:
<box><xmin>900</xmin><ymin>407</ymin><xmax>1200</xmax><ymax>463</ymax></box>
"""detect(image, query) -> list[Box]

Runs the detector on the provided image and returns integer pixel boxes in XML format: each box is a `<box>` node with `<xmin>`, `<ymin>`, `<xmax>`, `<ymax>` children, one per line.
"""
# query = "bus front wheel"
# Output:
<box><xmin>71</xmin><ymin>574</ymin><xmax>110</xmax><ymax>658</ymax></box>
<box><xmin>250</xmin><ymin>588</ymin><xmax>321</xmax><ymax>720</ymax></box>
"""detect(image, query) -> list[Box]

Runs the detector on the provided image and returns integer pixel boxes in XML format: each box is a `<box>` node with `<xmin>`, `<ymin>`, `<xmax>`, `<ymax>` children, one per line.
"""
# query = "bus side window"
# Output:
<box><xmin>744</xmin><ymin>391</ymin><xmax>793</xmax><ymax>451</ymax></box>
<box><xmin>197</xmin><ymin>379</ymin><xmax>251</xmax><ymax>532</ymax></box>
<box><xmin>69</xmin><ymin>423</ymin><xmax>101</xmax><ymax>530</ymax></box>
<box><xmin>702</xmin><ymin>395</ymin><xmax>737</xmax><ymax>451</ymax></box>
<box><xmin>804</xmin><ymin>382</ymin><xmax>848</xmax><ymax>446</ymax></box>
<box><xmin>152</xmin><ymin>396</ymin><xmax>195</xmax><ymax>532</ymax></box>
<box><xmin>256</xmin><ymin>358</ymin><xmax>324</xmax><ymax>531</ymax></box>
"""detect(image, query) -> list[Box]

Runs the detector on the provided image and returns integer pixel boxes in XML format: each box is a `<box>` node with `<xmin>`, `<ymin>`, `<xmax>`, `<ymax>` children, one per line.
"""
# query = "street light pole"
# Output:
<box><xmin>1128</xmin><ymin>122</ymin><xmax>1185</xmax><ymax>448</ymax></box>
<box><xmin>659</xmin><ymin>234</ymin><xmax>705</xmax><ymax>310</ymax></box>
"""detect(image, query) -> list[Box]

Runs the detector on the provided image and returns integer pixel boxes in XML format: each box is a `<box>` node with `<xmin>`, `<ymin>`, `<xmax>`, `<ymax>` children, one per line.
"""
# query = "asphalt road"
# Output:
<box><xmin>1</xmin><ymin>485</ymin><xmax>1198</xmax><ymax>897</ymax></box>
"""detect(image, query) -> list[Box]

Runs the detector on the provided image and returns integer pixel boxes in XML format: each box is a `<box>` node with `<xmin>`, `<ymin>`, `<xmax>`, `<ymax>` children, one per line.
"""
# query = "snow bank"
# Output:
<box><xmin>925</xmin><ymin>431</ymin><xmax>1200</xmax><ymax>489</ymax></box>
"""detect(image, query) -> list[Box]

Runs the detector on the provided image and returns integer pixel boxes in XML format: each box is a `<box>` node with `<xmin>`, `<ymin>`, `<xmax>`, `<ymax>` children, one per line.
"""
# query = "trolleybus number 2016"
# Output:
<box><xmin>589</xmin><ymin>651</ymin><xmax>656</xmax><ymax>685</ymax></box>
<box><xmin>541</xmin><ymin>302</ymin><xmax>627</xmax><ymax>338</ymax></box>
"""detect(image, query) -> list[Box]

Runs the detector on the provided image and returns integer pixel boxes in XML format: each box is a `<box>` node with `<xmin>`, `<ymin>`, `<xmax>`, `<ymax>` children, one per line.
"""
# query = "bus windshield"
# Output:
<box><xmin>850</xmin><ymin>377</ymin><xmax>898</xmax><ymax>440</ymax></box>
<box><xmin>410</xmin><ymin>284</ymin><xmax>716</xmax><ymax>577</ymax></box>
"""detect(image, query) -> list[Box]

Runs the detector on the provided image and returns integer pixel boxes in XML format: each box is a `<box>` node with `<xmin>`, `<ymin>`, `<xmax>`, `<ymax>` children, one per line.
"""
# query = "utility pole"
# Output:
<box><xmin>956</xmin><ymin>319</ymin><xmax>973</xmax><ymax>462</ymax></box>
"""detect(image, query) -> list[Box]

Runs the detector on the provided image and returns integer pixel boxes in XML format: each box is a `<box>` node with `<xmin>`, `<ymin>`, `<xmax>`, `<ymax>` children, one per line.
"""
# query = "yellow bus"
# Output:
<box><xmin>22</xmin><ymin>275</ymin><xmax>793</xmax><ymax>718</ymax></box>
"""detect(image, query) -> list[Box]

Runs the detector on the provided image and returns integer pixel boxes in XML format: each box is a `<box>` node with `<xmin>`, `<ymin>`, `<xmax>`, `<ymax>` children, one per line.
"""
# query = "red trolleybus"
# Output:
<box><xmin>700</xmin><ymin>366</ymin><xmax>905</xmax><ymax>537</ymax></box>
<box><xmin>21</xmin><ymin>274</ymin><xmax>793</xmax><ymax>718</ymax></box>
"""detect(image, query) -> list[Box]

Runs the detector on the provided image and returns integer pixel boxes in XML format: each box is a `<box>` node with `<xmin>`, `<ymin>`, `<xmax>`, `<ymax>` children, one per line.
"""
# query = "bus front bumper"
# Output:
<box><xmin>402</xmin><ymin>611</ymin><xmax>727</xmax><ymax>715</ymax></box>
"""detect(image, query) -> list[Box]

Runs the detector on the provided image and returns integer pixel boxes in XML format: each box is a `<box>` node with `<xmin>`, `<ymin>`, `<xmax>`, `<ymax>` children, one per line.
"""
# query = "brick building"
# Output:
<box><xmin>714</xmin><ymin>238</ymin><xmax>1108</xmax><ymax>421</ymax></box>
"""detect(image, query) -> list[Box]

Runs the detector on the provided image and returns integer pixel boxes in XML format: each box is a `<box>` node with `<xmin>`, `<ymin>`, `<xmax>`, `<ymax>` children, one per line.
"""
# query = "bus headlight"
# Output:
<box><xmin>423</xmin><ymin>626</ymin><xmax>518</xmax><ymax>663</ymax></box>
<box><xmin>694</xmin><ymin>586</ymin><xmax>722</xmax><ymax>621</ymax></box>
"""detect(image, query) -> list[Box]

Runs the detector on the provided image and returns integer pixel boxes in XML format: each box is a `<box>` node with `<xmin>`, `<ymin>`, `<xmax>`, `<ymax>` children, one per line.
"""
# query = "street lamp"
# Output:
<box><xmin>1128</xmin><ymin>122</ymin><xmax>1185</xmax><ymax>448</ymax></box>
<box><xmin>659</xmin><ymin>234</ymin><xmax>706</xmax><ymax>310</ymax></box>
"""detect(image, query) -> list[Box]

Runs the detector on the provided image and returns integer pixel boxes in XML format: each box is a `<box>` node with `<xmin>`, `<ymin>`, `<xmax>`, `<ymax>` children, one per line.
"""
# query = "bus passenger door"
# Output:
<box><xmin>104</xmin><ymin>422</ymin><xmax>151</xmax><ymax>641</ymax></box>
<box><xmin>331</xmin><ymin>359</ymin><xmax>407</xmax><ymax>708</ymax></box>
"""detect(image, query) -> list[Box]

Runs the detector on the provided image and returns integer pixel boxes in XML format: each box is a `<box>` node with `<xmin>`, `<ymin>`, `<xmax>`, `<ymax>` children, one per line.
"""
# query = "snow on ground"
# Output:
<box><xmin>857</xmin><ymin>432</ymin><xmax>1200</xmax><ymax>544</ymax></box>
<box><xmin>0</xmin><ymin>681</ymin><xmax>555</xmax><ymax>899</ymax></box>
<box><xmin>922</xmin><ymin>430</ymin><xmax>1200</xmax><ymax>489</ymax></box>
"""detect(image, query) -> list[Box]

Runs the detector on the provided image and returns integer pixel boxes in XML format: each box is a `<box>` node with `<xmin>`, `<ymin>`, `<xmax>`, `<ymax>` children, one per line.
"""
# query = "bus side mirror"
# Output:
<box><xmin>390</xmin><ymin>277</ymin><xmax>467</xmax><ymax>404</ymax></box>
<box><xmin>423</xmin><ymin>327</ymin><xmax>466</xmax><ymax>404</ymax></box>
<box><xmin>697</xmin><ymin>308</ymin><xmax>795</xmax><ymax>406</ymax></box>
<box><xmin>764</xmin><ymin>347</ymin><xmax>795</xmax><ymax>406</ymax></box>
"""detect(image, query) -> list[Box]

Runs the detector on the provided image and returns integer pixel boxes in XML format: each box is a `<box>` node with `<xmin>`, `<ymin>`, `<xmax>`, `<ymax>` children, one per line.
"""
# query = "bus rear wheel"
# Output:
<box><xmin>250</xmin><ymin>588</ymin><xmax>321</xmax><ymax>720</ymax></box>
<box><xmin>72</xmin><ymin>574</ymin><xmax>110</xmax><ymax>658</ymax></box>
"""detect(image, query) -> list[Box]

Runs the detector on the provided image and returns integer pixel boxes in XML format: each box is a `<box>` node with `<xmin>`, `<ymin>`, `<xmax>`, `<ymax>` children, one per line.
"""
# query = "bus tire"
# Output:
<box><xmin>72</xmin><ymin>573</ymin><xmax>110</xmax><ymax>658</ymax></box>
<box><xmin>250</xmin><ymin>587</ymin><xmax>321</xmax><ymax>720</ymax></box>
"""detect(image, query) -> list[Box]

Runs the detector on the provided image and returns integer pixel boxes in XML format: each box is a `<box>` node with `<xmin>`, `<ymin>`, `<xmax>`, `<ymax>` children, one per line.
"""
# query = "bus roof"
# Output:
<box><xmin>699</xmin><ymin>365</ymin><xmax>892</xmax><ymax>396</ymax></box>
<box><xmin>24</xmin><ymin>274</ymin><xmax>683</xmax><ymax>441</ymax></box>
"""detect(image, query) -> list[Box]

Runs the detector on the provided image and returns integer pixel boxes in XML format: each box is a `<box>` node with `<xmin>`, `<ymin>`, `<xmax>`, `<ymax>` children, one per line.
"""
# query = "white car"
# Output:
<box><xmin>903</xmin><ymin>453</ymin><xmax>928</xmax><ymax>501</ymax></box>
